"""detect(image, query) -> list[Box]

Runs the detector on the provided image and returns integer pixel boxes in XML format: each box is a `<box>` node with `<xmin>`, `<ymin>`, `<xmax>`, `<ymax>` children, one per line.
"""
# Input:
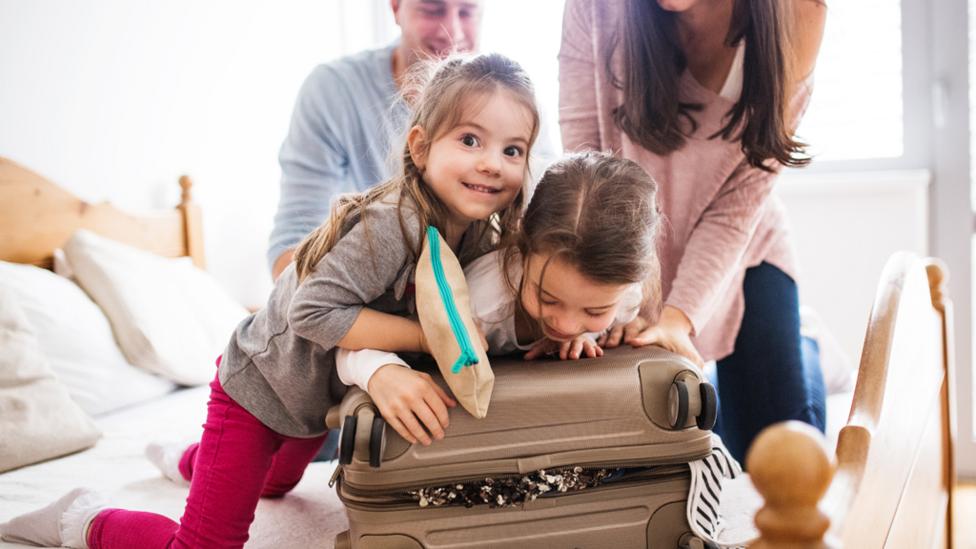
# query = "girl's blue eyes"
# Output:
<box><xmin>504</xmin><ymin>146</ymin><xmax>523</xmax><ymax>158</ymax></box>
<box><xmin>460</xmin><ymin>134</ymin><xmax>479</xmax><ymax>147</ymax></box>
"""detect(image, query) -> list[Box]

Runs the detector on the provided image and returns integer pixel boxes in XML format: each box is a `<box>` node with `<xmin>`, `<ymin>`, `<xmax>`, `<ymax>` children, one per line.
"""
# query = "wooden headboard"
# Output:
<box><xmin>0</xmin><ymin>157</ymin><xmax>205</xmax><ymax>269</ymax></box>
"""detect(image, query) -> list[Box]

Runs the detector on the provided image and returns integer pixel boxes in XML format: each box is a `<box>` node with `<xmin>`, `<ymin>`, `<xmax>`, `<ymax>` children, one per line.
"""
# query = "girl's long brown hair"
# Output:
<box><xmin>504</xmin><ymin>151</ymin><xmax>662</xmax><ymax>317</ymax></box>
<box><xmin>293</xmin><ymin>53</ymin><xmax>540</xmax><ymax>281</ymax></box>
<box><xmin>608</xmin><ymin>0</ymin><xmax>809</xmax><ymax>171</ymax></box>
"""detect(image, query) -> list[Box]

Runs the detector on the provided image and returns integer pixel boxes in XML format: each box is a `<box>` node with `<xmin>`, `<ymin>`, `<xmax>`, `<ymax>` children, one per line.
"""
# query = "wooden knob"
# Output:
<box><xmin>924</xmin><ymin>258</ymin><xmax>948</xmax><ymax>311</ymax></box>
<box><xmin>747</xmin><ymin>421</ymin><xmax>834</xmax><ymax>548</ymax></box>
<box><xmin>179</xmin><ymin>175</ymin><xmax>193</xmax><ymax>205</ymax></box>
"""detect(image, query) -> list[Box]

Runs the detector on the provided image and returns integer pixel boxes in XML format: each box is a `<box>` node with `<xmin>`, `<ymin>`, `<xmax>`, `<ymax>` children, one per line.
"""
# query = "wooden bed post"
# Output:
<box><xmin>925</xmin><ymin>259</ymin><xmax>957</xmax><ymax>549</ymax></box>
<box><xmin>746</xmin><ymin>255</ymin><xmax>955</xmax><ymax>548</ymax></box>
<box><xmin>747</xmin><ymin>421</ymin><xmax>835</xmax><ymax>548</ymax></box>
<box><xmin>177</xmin><ymin>175</ymin><xmax>206</xmax><ymax>270</ymax></box>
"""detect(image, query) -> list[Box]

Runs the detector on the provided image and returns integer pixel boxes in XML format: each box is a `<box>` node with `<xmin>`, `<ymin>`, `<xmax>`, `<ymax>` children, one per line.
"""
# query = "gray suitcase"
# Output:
<box><xmin>326</xmin><ymin>346</ymin><xmax>718</xmax><ymax>548</ymax></box>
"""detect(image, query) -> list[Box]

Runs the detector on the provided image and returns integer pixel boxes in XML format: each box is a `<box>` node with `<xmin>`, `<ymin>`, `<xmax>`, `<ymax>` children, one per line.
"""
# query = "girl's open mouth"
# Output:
<box><xmin>462</xmin><ymin>182</ymin><xmax>500</xmax><ymax>194</ymax></box>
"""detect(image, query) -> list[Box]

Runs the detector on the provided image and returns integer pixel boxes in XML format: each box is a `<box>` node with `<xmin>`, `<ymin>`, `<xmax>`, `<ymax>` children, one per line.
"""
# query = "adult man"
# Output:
<box><xmin>269</xmin><ymin>0</ymin><xmax>484</xmax><ymax>279</ymax></box>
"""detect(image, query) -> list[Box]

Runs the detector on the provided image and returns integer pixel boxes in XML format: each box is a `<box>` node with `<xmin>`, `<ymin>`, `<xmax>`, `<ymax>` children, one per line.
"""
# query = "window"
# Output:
<box><xmin>799</xmin><ymin>0</ymin><xmax>904</xmax><ymax>162</ymax></box>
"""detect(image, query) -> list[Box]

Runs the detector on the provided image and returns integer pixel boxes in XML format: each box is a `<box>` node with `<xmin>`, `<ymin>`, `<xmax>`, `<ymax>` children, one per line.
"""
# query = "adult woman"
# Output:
<box><xmin>559</xmin><ymin>0</ymin><xmax>828</xmax><ymax>461</ymax></box>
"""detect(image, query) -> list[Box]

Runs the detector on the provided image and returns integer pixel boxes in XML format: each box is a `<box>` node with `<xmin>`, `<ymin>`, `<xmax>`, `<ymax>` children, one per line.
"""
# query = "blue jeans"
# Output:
<box><xmin>710</xmin><ymin>262</ymin><xmax>826</xmax><ymax>464</ymax></box>
<box><xmin>313</xmin><ymin>429</ymin><xmax>340</xmax><ymax>462</ymax></box>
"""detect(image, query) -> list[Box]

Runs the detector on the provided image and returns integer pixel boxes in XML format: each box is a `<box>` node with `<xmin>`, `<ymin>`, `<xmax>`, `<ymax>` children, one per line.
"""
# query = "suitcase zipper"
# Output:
<box><xmin>336</xmin><ymin>449</ymin><xmax>710</xmax><ymax>494</ymax></box>
<box><xmin>338</xmin><ymin>465</ymin><xmax>690</xmax><ymax>511</ymax></box>
<box><xmin>426</xmin><ymin>226</ymin><xmax>479</xmax><ymax>374</ymax></box>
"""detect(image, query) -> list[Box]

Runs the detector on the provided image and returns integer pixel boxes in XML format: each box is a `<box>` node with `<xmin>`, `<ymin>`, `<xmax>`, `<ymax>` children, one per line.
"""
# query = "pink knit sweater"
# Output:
<box><xmin>558</xmin><ymin>0</ymin><xmax>812</xmax><ymax>361</ymax></box>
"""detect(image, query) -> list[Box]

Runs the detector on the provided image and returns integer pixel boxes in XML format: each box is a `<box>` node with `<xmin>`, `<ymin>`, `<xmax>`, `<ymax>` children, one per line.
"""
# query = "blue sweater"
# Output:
<box><xmin>269</xmin><ymin>45</ymin><xmax>409</xmax><ymax>271</ymax></box>
<box><xmin>269</xmin><ymin>45</ymin><xmax>556</xmax><ymax>272</ymax></box>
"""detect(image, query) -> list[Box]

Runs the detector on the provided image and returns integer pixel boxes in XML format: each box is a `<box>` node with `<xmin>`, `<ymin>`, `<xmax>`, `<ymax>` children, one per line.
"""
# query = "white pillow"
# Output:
<box><xmin>0</xmin><ymin>288</ymin><xmax>101</xmax><ymax>472</ymax></box>
<box><xmin>62</xmin><ymin>230</ymin><xmax>249</xmax><ymax>385</ymax></box>
<box><xmin>0</xmin><ymin>260</ymin><xmax>176</xmax><ymax>416</ymax></box>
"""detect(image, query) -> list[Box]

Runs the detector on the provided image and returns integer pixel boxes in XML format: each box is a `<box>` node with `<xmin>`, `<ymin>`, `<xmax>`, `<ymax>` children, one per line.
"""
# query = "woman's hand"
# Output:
<box><xmin>366</xmin><ymin>364</ymin><xmax>456</xmax><ymax>446</ymax></box>
<box><xmin>609</xmin><ymin>306</ymin><xmax>705</xmax><ymax>368</ymax></box>
<box><xmin>524</xmin><ymin>334</ymin><xmax>604</xmax><ymax>361</ymax></box>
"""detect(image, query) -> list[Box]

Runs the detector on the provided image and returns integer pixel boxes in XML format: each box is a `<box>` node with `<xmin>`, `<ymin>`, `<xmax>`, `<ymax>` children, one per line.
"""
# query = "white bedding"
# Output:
<box><xmin>0</xmin><ymin>386</ymin><xmax>348</xmax><ymax>549</ymax></box>
<box><xmin>1</xmin><ymin>384</ymin><xmax>854</xmax><ymax>549</ymax></box>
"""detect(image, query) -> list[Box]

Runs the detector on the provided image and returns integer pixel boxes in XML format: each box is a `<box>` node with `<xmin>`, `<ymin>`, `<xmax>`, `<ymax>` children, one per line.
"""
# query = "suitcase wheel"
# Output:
<box><xmin>678</xmin><ymin>533</ymin><xmax>707</xmax><ymax>549</ymax></box>
<box><xmin>696</xmin><ymin>383</ymin><xmax>718</xmax><ymax>431</ymax></box>
<box><xmin>339</xmin><ymin>415</ymin><xmax>358</xmax><ymax>465</ymax></box>
<box><xmin>369</xmin><ymin>415</ymin><xmax>386</xmax><ymax>468</ymax></box>
<box><xmin>668</xmin><ymin>379</ymin><xmax>690</xmax><ymax>430</ymax></box>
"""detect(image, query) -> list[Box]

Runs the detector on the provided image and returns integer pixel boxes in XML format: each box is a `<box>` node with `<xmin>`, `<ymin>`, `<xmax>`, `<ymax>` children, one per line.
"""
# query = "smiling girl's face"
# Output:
<box><xmin>409</xmin><ymin>88</ymin><xmax>533</xmax><ymax>238</ymax></box>
<box><xmin>519</xmin><ymin>252</ymin><xmax>634</xmax><ymax>342</ymax></box>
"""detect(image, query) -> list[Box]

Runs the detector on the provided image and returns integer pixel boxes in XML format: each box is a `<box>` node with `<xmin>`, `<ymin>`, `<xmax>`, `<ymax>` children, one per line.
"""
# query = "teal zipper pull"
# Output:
<box><xmin>426</xmin><ymin>226</ymin><xmax>480</xmax><ymax>374</ymax></box>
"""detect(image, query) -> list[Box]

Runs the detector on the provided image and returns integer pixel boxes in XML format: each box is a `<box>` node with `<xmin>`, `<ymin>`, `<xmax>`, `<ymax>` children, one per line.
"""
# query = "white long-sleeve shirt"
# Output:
<box><xmin>336</xmin><ymin>250</ymin><xmax>642</xmax><ymax>392</ymax></box>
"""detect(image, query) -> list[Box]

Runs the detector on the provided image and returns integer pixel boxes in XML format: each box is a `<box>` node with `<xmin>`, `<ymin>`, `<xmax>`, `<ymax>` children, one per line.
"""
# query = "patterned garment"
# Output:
<box><xmin>687</xmin><ymin>436</ymin><xmax>746</xmax><ymax>548</ymax></box>
<box><xmin>405</xmin><ymin>435</ymin><xmax>746</xmax><ymax>548</ymax></box>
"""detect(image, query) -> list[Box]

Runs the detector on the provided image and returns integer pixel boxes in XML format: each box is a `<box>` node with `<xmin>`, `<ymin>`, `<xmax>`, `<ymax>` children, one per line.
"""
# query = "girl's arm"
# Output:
<box><xmin>336</xmin><ymin>309</ymin><xmax>428</xmax><ymax>353</ymax></box>
<box><xmin>287</xmin><ymin>205</ymin><xmax>424</xmax><ymax>354</ymax></box>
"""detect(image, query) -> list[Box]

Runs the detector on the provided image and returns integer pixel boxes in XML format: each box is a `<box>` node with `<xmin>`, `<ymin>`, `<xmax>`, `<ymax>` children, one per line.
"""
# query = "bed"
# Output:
<box><xmin>0</xmin><ymin>156</ymin><xmax>955</xmax><ymax>548</ymax></box>
<box><xmin>744</xmin><ymin>251</ymin><xmax>957</xmax><ymax>548</ymax></box>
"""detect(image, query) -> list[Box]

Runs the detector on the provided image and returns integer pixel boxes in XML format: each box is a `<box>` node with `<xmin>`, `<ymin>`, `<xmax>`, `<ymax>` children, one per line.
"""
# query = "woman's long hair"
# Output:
<box><xmin>607</xmin><ymin>0</ymin><xmax>809</xmax><ymax>171</ymax></box>
<box><xmin>293</xmin><ymin>53</ymin><xmax>540</xmax><ymax>281</ymax></box>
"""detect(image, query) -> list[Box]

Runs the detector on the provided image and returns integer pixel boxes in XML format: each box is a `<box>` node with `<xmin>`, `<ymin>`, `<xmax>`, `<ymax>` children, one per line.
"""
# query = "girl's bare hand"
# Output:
<box><xmin>597</xmin><ymin>322</ymin><xmax>630</xmax><ymax>348</ymax></box>
<box><xmin>524</xmin><ymin>334</ymin><xmax>603</xmax><ymax>361</ymax></box>
<box><xmin>367</xmin><ymin>364</ymin><xmax>456</xmax><ymax>445</ymax></box>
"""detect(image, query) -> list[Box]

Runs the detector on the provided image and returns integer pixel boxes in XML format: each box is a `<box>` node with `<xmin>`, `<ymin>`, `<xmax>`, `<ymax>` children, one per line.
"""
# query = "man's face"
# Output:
<box><xmin>391</xmin><ymin>0</ymin><xmax>483</xmax><ymax>64</ymax></box>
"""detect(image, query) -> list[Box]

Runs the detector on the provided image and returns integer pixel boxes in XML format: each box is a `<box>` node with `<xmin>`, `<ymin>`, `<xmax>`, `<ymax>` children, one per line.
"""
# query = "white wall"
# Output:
<box><xmin>0</xmin><ymin>0</ymin><xmax>385</xmax><ymax>308</ymax></box>
<box><xmin>776</xmin><ymin>170</ymin><xmax>930</xmax><ymax>365</ymax></box>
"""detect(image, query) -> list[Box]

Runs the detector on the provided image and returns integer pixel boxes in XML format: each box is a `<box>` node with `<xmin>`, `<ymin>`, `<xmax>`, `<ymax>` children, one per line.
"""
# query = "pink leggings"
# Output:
<box><xmin>87</xmin><ymin>373</ymin><xmax>327</xmax><ymax>549</ymax></box>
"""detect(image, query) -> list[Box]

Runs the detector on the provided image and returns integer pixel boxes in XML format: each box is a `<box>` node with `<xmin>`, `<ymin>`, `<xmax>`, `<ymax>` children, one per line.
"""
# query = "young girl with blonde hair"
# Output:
<box><xmin>0</xmin><ymin>52</ymin><xmax>540</xmax><ymax>549</ymax></box>
<box><xmin>338</xmin><ymin>152</ymin><xmax>663</xmax><ymax>439</ymax></box>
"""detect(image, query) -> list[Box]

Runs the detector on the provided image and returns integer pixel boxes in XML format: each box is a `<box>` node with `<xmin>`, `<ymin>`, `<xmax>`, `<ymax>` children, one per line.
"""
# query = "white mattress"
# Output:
<box><xmin>0</xmin><ymin>386</ymin><xmax>348</xmax><ymax>548</ymax></box>
<box><xmin>1</xmin><ymin>385</ymin><xmax>854</xmax><ymax>548</ymax></box>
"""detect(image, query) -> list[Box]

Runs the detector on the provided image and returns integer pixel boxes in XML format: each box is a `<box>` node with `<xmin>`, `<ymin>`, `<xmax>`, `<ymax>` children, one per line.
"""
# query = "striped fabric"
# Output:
<box><xmin>686</xmin><ymin>436</ymin><xmax>745</xmax><ymax>548</ymax></box>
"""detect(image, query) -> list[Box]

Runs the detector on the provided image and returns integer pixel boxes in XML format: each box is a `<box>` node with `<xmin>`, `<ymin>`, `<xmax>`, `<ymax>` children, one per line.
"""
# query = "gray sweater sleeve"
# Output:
<box><xmin>288</xmin><ymin>205</ymin><xmax>418</xmax><ymax>351</ymax></box>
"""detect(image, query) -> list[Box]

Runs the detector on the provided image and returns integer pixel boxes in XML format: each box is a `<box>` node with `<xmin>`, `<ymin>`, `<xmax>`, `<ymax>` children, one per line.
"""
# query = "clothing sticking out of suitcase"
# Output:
<box><xmin>326</xmin><ymin>346</ymin><xmax>719</xmax><ymax>549</ymax></box>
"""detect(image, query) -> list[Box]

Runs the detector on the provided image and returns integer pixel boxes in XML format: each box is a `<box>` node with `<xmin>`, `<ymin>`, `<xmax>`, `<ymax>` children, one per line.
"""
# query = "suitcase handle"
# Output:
<box><xmin>339</xmin><ymin>415</ymin><xmax>358</xmax><ymax>465</ymax></box>
<box><xmin>668</xmin><ymin>375</ymin><xmax>719</xmax><ymax>431</ymax></box>
<box><xmin>338</xmin><ymin>409</ymin><xmax>389</xmax><ymax>468</ymax></box>
<box><xmin>696</xmin><ymin>383</ymin><xmax>718</xmax><ymax>431</ymax></box>
<box><xmin>369</xmin><ymin>415</ymin><xmax>386</xmax><ymax>468</ymax></box>
<box><xmin>668</xmin><ymin>380</ymin><xmax>690</xmax><ymax>429</ymax></box>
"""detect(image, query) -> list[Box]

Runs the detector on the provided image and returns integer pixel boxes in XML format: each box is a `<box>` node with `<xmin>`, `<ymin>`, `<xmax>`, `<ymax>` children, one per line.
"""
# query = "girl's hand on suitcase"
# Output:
<box><xmin>597</xmin><ymin>323</ymin><xmax>626</xmax><ymax>348</ymax></box>
<box><xmin>368</xmin><ymin>365</ymin><xmax>456</xmax><ymax>445</ymax></box>
<box><xmin>623</xmin><ymin>307</ymin><xmax>705</xmax><ymax>368</ymax></box>
<box><xmin>524</xmin><ymin>335</ymin><xmax>603</xmax><ymax>361</ymax></box>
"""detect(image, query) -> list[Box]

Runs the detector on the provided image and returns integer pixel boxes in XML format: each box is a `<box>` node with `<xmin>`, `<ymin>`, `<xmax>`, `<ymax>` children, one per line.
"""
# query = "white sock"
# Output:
<box><xmin>0</xmin><ymin>488</ymin><xmax>106</xmax><ymax>548</ymax></box>
<box><xmin>145</xmin><ymin>441</ymin><xmax>191</xmax><ymax>486</ymax></box>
